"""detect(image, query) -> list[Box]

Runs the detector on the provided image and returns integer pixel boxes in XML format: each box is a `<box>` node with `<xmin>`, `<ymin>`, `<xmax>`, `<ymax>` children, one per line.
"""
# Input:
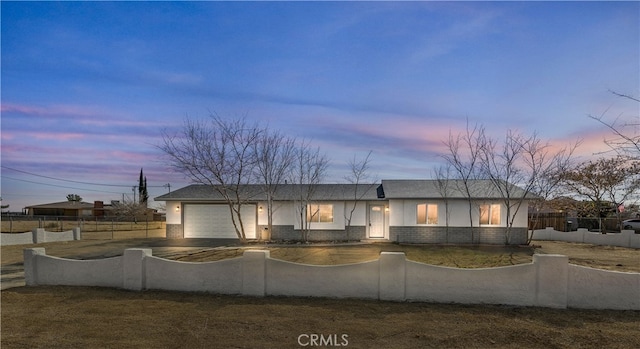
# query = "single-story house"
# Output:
<box><xmin>155</xmin><ymin>179</ymin><xmax>532</xmax><ymax>245</ymax></box>
<box><xmin>25</xmin><ymin>201</ymin><xmax>95</xmax><ymax>217</ymax></box>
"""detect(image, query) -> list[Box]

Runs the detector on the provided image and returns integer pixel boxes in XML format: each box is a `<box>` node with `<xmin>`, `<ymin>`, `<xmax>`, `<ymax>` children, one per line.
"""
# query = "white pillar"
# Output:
<box><xmin>379</xmin><ymin>252</ymin><xmax>406</xmax><ymax>301</ymax></box>
<box><xmin>123</xmin><ymin>248</ymin><xmax>152</xmax><ymax>291</ymax></box>
<box><xmin>24</xmin><ymin>248</ymin><xmax>46</xmax><ymax>286</ymax></box>
<box><xmin>534</xmin><ymin>254</ymin><xmax>568</xmax><ymax>308</ymax></box>
<box><xmin>242</xmin><ymin>250</ymin><xmax>269</xmax><ymax>297</ymax></box>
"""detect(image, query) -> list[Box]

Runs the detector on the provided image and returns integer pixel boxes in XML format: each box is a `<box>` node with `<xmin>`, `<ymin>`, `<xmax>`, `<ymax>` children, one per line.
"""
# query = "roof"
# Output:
<box><xmin>380</xmin><ymin>179</ymin><xmax>534</xmax><ymax>199</ymax></box>
<box><xmin>155</xmin><ymin>184</ymin><xmax>381</xmax><ymax>202</ymax></box>
<box><xmin>155</xmin><ymin>179</ymin><xmax>535</xmax><ymax>202</ymax></box>
<box><xmin>25</xmin><ymin>201</ymin><xmax>95</xmax><ymax>210</ymax></box>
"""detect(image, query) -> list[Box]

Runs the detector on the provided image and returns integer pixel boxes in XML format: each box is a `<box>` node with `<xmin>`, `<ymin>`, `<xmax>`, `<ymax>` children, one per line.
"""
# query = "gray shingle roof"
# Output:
<box><xmin>25</xmin><ymin>201</ymin><xmax>94</xmax><ymax>209</ymax></box>
<box><xmin>155</xmin><ymin>180</ymin><xmax>534</xmax><ymax>202</ymax></box>
<box><xmin>380</xmin><ymin>179</ymin><xmax>532</xmax><ymax>199</ymax></box>
<box><xmin>155</xmin><ymin>183</ymin><xmax>381</xmax><ymax>202</ymax></box>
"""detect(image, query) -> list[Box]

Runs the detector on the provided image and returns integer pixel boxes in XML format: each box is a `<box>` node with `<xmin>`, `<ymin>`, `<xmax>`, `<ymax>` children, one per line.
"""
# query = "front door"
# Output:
<box><xmin>369</xmin><ymin>204</ymin><xmax>385</xmax><ymax>238</ymax></box>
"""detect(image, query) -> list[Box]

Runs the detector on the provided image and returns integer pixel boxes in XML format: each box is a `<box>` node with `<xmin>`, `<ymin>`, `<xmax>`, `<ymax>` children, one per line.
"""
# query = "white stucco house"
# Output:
<box><xmin>155</xmin><ymin>179</ymin><xmax>533</xmax><ymax>245</ymax></box>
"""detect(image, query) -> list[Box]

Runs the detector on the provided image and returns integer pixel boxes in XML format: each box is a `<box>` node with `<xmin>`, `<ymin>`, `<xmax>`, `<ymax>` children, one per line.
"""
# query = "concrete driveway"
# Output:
<box><xmin>0</xmin><ymin>238</ymin><xmax>240</xmax><ymax>290</ymax></box>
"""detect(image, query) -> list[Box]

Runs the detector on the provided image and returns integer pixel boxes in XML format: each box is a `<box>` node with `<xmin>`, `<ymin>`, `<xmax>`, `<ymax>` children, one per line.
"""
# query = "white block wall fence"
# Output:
<box><xmin>23</xmin><ymin>248</ymin><xmax>639</xmax><ymax>310</ymax></box>
<box><xmin>531</xmin><ymin>228</ymin><xmax>640</xmax><ymax>248</ymax></box>
<box><xmin>1</xmin><ymin>228</ymin><xmax>81</xmax><ymax>246</ymax></box>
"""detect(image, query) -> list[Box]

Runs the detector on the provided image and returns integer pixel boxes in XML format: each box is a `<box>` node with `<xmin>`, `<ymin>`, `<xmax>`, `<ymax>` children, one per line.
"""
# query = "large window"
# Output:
<box><xmin>480</xmin><ymin>204</ymin><xmax>501</xmax><ymax>225</ymax></box>
<box><xmin>417</xmin><ymin>204</ymin><xmax>438</xmax><ymax>225</ymax></box>
<box><xmin>307</xmin><ymin>204</ymin><xmax>334</xmax><ymax>223</ymax></box>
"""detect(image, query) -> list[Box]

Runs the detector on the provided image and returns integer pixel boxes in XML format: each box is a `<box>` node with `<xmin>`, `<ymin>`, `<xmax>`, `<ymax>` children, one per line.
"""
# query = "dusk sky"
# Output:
<box><xmin>1</xmin><ymin>1</ymin><xmax>639</xmax><ymax>212</ymax></box>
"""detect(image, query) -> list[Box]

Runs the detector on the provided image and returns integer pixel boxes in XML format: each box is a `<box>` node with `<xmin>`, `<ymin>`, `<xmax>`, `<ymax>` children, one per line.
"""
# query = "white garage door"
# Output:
<box><xmin>183</xmin><ymin>204</ymin><xmax>256</xmax><ymax>239</ymax></box>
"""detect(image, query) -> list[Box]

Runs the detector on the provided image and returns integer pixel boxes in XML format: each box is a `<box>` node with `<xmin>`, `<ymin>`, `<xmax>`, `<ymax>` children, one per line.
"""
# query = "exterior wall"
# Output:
<box><xmin>166</xmin><ymin>224</ymin><xmax>183</xmax><ymax>239</ymax></box>
<box><xmin>390</xmin><ymin>226</ymin><xmax>527</xmax><ymax>245</ymax></box>
<box><xmin>23</xmin><ymin>248</ymin><xmax>640</xmax><ymax>310</ymax></box>
<box><xmin>257</xmin><ymin>201</ymin><xmax>294</xmax><ymax>226</ymax></box>
<box><xmin>390</xmin><ymin>199</ymin><xmax>529</xmax><ymax>229</ymax></box>
<box><xmin>169</xmin><ymin>197</ymin><xmax>528</xmax><ymax>244</ymax></box>
<box><xmin>267</xmin><ymin>225</ymin><xmax>366</xmax><ymax>241</ymax></box>
<box><xmin>165</xmin><ymin>201</ymin><xmax>181</xmax><ymax>225</ymax></box>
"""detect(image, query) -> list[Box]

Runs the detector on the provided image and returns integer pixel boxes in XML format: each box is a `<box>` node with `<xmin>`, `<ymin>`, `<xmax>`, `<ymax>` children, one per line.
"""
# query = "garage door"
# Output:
<box><xmin>183</xmin><ymin>204</ymin><xmax>256</xmax><ymax>239</ymax></box>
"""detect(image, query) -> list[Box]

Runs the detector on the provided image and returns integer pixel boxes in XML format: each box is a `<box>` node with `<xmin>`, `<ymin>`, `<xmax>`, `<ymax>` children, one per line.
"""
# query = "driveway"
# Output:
<box><xmin>0</xmin><ymin>238</ymin><xmax>240</xmax><ymax>290</ymax></box>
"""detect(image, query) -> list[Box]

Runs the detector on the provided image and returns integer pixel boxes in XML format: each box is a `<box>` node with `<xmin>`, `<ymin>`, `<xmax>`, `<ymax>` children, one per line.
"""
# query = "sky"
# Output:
<box><xmin>1</xmin><ymin>1</ymin><xmax>639</xmax><ymax>212</ymax></box>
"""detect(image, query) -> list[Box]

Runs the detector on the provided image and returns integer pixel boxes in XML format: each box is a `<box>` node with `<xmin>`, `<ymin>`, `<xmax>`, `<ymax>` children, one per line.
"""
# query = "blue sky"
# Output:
<box><xmin>1</xmin><ymin>1</ymin><xmax>639</xmax><ymax>211</ymax></box>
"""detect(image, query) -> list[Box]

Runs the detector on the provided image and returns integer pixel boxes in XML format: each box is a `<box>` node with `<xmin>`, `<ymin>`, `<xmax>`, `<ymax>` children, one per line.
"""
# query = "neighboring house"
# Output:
<box><xmin>155</xmin><ymin>179</ymin><xmax>532</xmax><ymax>245</ymax></box>
<box><xmin>25</xmin><ymin>201</ymin><xmax>94</xmax><ymax>217</ymax></box>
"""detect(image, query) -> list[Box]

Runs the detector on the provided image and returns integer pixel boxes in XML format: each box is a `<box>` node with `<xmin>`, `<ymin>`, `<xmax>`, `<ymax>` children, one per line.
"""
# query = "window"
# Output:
<box><xmin>307</xmin><ymin>204</ymin><xmax>334</xmax><ymax>223</ymax></box>
<box><xmin>417</xmin><ymin>204</ymin><xmax>438</xmax><ymax>225</ymax></box>
<box><xmin>480</xmin><ymin>204</ymin><xmax>501</xmax><ymax>225</ymax></box>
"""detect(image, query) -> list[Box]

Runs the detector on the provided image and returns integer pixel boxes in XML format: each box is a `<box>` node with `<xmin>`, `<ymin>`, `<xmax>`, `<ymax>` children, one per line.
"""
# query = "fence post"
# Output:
<box><xmin>379</xmin><ymin>252</ymin><xmax>406</xmax><ymax>301</ymax></box>
<box><xmin>242</xmin><ymin>250</ymin><xmax>269</xmax><ymax>297</ymax></box>
<box><xmin>73</xmin><ymin>227</ymin><xmax>81</xmax><ymax>240</ymax></box>
<box><xmin>123</xmin><ymin>248</ymin><xmax>152</xmax><ymax>291</ymax></box>
<box><xmin>111</xmin><ymin>219</ymin><xmax>114</xmax><ymax>240</ymax></box>
<box><xmin>24</xmin><ymin>248</ymin><xmax>46</xmax><ymax>286</ymax></box>
<box><xmin>32</xmin><ymin>228</ymin><xmax>45</xmax><ymax>244</ymax></box>
<box><xmin>534</xmin><ymin>254</ymin><xmax>568</xmax><ymax>308</ymax></box>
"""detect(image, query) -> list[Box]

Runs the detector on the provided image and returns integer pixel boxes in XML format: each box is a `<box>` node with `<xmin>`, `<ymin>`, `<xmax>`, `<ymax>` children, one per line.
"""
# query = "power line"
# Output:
<box><xmin>1</xmin><ymin>176</ymin><xmax>125</xmax><ymax>194</ymax></box>
<box><xmin>1</xmin><ymin>165</ymin><xmax>168</xmax><ymax>188</ymax></box>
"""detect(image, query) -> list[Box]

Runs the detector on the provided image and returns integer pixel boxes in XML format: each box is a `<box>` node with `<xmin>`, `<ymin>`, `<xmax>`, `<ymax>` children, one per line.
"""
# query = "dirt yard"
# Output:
<box><xmin>159</xmin><ymin>241</ymin><xmax>640</xmax><ymax>272</ymax></box>
<box><xmin>2</xmin><ymin>286</ymin><xmax>638</xmax><ymax>349</ymax></box>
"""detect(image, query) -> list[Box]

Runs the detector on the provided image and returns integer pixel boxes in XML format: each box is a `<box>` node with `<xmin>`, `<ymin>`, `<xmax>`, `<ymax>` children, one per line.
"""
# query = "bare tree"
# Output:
<box><xmin>442</xmin><ymin>121</ymin><xmax>486</xmax><ymax>243</ymax></box>
<box><xmin>343</xmin><ymin>151</ymin><xmax>376</xmax><ymax>241</ymax></box>
<box><xmin>589</xmin><ymin>90</ymin><xmax>639</xmax><ymax>159</ymax></box>
<box><xmin>480</xmin><ymin>130</ymin><xmax>578</xmax><ymax>244</ymax></box>
<box><xmin>433</xmin><ymin>163</ymin><xmax>453</xmax><ymax>243</ymax></box>
<box><xmin>526</xmin><ymin>140</ymin><xmax>579</xmax><ymax>243</ymax></box>
<box><xmin>558</xmin><ymin>156</ymin><xmax>640</xmax><ymax>232</ymax></box>
<box><xmin>159</xmin><ymin>114</ymin><xmax>264</xmax><ymax>242</ymax></box>
<box><xmin>289</xmin><ymin>140</ymin><xmax>329</xmax><ymax>242</ymax></box>
<box><xmin>253</xmin><ymin>129</ymin><xmax>297</xmax><ymax>240</ymax></box>
<box><xmin>111</xmin><ymin>199</ymin><xmax>149</xmax><ymax>221</ymax></box>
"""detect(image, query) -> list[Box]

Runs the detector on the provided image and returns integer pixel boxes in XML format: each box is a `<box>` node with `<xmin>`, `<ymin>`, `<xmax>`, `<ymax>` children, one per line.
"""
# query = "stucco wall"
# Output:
<box><xmin>567</xmin><ymin>264</ymin><xmax>640</xmax><ymax>310</ymax></box>
<box><xmin>24</xmin><ymin>248</ymin><xmax>122</xmax><ymax>288</ymax></box>
<box><xmin>389</xmin><ymin>199</ymin><xmax>529</xmax><ymax>229</ymax></box>
<box><xmin>1</xmin><ymin>231</ymin><xmax>33</xmax><ymax>245</ymax></box>
<box><xmin>23</xmin><ymin>248</ymin><xmax>640</xmax><ymax>310</ymax></box>
<box><xmin>165</xmin><ymin>201</ymin><xmax>181</xmax><ymax>224</ymax></box>
<box><xmin>267</xmin><ymin>258</ymin><xmax>379</xmax><ymax>299</ymax></box>
<box><xmin>145</xmin><ymin>256</ymin><xmax>242</xmax><ymax>293</ymax></box>
<box><xmin>1</xmin><ymin>228</ymin><xmax>81</xmax><ymax>246</ymax></box>
<box><xmin>531</xmin><ymin>228</ymin><xmax>640</xmax><ymax>248</ymax></box>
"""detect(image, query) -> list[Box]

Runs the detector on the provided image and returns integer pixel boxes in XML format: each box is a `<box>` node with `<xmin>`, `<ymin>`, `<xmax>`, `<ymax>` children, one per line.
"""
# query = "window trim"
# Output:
<box><xmin>306</xmin><ymin>203</ymin><xmax>334</xmax><ymax>224</ymax></box>
<box><xmin>479</xmin><ymin>203</ymin><xmax>501</xmax><ymax>226</ymax></box>
<box><xmin>416</xmin><ymin>203</ymin><xmax>438</xmax><ymax>225</ymax></box>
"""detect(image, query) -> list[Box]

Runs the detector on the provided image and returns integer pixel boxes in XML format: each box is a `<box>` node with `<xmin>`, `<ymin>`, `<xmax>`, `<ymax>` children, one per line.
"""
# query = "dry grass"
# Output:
<box><xmin>169</xmin><ymin>243</ymin><xmax>536</xmax><ymax>269</ymax></box>
<box><xmin>2</xmin><ymin>286</ymin><xmax>638</xmax><ymax>349</ymax></box>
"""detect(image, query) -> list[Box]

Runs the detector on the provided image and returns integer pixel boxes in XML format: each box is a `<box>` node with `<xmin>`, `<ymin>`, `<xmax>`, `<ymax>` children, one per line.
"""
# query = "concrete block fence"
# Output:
<box><xmin>23</xmin><ymin>248</ymin><xmax>639</xmax><ymax>310</ymax></box>
<box><xmin>532</xmin><ymin>228</ymin><xmax>640</xmax><ymax>248</ymax></box>
<box><xmin>1</xmin><ymin>228</ymin><xmax>81</xmax><ymax>246</ymax></box>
